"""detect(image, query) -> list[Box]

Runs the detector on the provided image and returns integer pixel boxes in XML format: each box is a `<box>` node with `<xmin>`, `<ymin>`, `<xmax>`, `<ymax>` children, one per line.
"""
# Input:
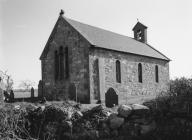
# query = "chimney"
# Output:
<box><xmin>132</xmin><ymin>22</ymin><xmax>148</xmax><ymax>43</ymax></box>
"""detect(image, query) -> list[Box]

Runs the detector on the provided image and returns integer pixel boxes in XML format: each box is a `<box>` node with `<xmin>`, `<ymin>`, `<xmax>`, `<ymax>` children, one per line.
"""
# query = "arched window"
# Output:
<box><xmin>155</xmin><ymin>65</ymin><xmax>159</xmax><ymax>83</ymax></box>
<box><xmin>138</xmin><ymin>63</ymin><xmax>142</xmax><ymax>83</ymax></box>
<box><xmin>59</xmin><ymin>46</ymin><xmax>64</xmax><ymax>80</ymax></box>
<box><xmin>65</xmin><ymin>47</ymin><xmax>69</xmax><ymax>78</ymax></box>
<box><xmin>116</xmin><ymin>60</ymin><xmax>121</xmax><ymax>83</ymax></box>
<box><xmin>54</xmin><ymin>50</ymin><xmax>59</xmax><ymax>80</ymax></box>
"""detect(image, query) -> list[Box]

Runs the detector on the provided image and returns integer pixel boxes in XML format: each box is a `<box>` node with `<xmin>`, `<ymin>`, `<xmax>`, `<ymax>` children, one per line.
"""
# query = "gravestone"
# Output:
<box><xmin>10</xmin><ymin>90</ymin><xmax>14</xmax><ymax>102</ymax></box>
<box><xmin>105</xmin><ymin>88</ymin><xmax>118</xmax><ymax>108</ymax></box>
<box><xmin>31</xmin><ymin>87</ymin><xmax>34</xmax><ymax>99</ymax></box>
<box><xmin>38</xmin><ymin>80</ymin><xmax>43</xmax><ymax>98</ymax></box>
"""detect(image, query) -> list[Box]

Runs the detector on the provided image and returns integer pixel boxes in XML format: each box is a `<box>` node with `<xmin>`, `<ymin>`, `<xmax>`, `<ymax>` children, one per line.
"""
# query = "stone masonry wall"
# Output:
<box><xmin>89</xmin><ymin>47</ymin><xmax>169</xmax><ymax>104</ymax></box>
<box><xmin>41</xmin><ymin>17</ymin><xmax>90</xmax><ymax>103</ymax></box>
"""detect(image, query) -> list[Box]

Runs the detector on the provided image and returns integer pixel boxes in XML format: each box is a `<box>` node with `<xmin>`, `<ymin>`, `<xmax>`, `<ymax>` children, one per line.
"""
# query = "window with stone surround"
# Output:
<box><xmin>55</xmin><ymin>46</ymin><xmax>69</xmax><ymax>81</ymax></box>
<box><xmin>59</xmin><ymin>46</ymin><xmax>64</xmax><ymax>80</ymax></box>
<box><xmin>155</xmin><ymin>65</ymin><xmax>159</xmax><ymax>83</ymax></box>
<box><xmin>138</xmin><ymin>63</ymin><xmax>142</xmax><ymax>83</ymax></box>
<box><xmin>116</xmin><ymin>60</ymin><xmax>121</xmax><ymax>83</ymax></box>
<box><xmin>54</xmin><ymin>50</ymin><xmax>59</xmax><ymax>80</ymax></box>
<box><xmin>65</xmin><ymin>47</ymin><xmax>69</xmax><ymax>78</ymax></box>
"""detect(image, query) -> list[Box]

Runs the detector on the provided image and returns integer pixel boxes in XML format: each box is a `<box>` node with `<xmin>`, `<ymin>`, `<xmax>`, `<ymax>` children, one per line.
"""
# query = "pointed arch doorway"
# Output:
<box><xmin>105</xmin><ymin>88</ymin><xmax>118</xmax><ymax>107</ymax></box>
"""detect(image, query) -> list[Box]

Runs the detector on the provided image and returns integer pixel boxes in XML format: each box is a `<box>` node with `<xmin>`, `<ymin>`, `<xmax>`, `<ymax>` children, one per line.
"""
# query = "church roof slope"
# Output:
<box><xmin>40</xmin><ymin>15</ymin><xmax>170</xmax><ymax>61</ymax></box>
<box><xmin>64</xmin><ymin>17</ymin><xmax>170</xmax><ymax>61</ymax></box>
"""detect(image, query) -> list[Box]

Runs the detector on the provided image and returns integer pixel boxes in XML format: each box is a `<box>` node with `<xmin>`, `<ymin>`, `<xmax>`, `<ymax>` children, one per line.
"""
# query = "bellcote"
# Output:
<box><xmin>132</xmin><ymin>22</ymin><xmax>147</xmax><ymax>43</ymax></box>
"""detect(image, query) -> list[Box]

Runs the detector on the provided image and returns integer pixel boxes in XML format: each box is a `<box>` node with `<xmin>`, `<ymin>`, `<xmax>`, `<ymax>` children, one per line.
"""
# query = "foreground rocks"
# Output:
<box><xmin>1</xmin><ymin>100</ymin><xmax>192</xmax><ymax>140</ymax></box>
<box><xmin>14</xmin><ymin>102</ymin><xmax>153</xmax><ymax>139</ymax></box>
<box><xmin>117</xmin><ymin>104</ymin><xmax>132</xmax><ymax>117</ymax></box>
<box><xmin>109</xmin><ymin>114</ymin><xmax>124</xmax><ymax>129</ymax></box>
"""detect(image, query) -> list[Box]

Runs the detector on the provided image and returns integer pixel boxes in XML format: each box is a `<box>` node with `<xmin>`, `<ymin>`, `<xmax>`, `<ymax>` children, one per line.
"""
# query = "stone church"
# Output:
<box><xmin>39</xmin><ymin>10</ymin><xmax>170</xmax><ymax>105</ymax></box>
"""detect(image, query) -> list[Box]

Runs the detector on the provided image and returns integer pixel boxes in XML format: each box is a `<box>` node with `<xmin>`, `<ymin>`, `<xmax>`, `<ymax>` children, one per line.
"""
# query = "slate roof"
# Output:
<box><xmin>65</xmin><ymin>17</ymin><xmax>170</xmax><ymax>61</ymax></box>
<box><xmin>40</xmin><ymin>16</ymin><xmax>170</xmax><ymax>61</ymax></box>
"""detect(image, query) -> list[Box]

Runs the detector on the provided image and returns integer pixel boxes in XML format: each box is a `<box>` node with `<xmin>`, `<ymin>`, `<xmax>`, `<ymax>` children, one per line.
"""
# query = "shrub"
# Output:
<box><xmin>143</xmin><ymin>77</ymin><xmax>192</xmax><ymax>140</ymax></box>
<box><xmin>170</xmin><ymin>77</ymin><xmax>192</xmax><ymax>96</ymax></box>
<box><xmin>0</xmin><ymin>103</ymin><xmax>35</xmax><ymax>140</ymax></box>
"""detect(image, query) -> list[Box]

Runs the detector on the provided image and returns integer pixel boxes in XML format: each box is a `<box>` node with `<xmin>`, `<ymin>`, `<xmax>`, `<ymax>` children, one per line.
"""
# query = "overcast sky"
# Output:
<box><xmin>0</xmin><ymin>0</ymin><xmax>192</xmax><ymax>88</ymax></box>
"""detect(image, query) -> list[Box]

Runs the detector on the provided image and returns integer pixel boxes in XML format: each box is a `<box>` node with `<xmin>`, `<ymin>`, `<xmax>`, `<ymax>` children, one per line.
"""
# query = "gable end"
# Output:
<box><xmin>40</xmin><ymin>16</ymin><xmax>61</xmax><ymax>60</ymax></box>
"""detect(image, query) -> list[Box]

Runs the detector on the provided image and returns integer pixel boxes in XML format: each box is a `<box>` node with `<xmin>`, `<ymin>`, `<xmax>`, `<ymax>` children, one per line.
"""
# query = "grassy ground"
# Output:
<box><xmin>13</xmin><ymin>90</ymin><xmax>38</xmax><ymax>98</ymax></box>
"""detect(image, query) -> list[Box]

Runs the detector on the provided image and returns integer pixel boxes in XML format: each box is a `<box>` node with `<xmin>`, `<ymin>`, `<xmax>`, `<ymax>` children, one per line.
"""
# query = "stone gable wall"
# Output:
<box><xmin>41</xmin><ymin>17</ymin><xmax>90</xmax><ymax>103</ymax></box>
<box><xmin>89</xmin><ymin>48</ymin><xmax>169</xmax><ymax>104</ymax></box>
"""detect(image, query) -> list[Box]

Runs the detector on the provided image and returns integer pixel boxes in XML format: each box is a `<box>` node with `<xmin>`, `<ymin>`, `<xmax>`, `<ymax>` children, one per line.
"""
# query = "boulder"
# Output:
<box><xmin>109</xmin><ymin>115</ymin><xmax>124</xmax><ymax>129</ymax></box>
<box><xmin>92</xmin><ymin>104</ymin><xmax>105</xmax><ymax>112</ymax></box>
<box><xmin>132</xmin><ymin>104</ymin><xmax>149</xmax><ymax>110</ymax></box>
<box><xmin>140</xmin><ymin>121</ymin><xmax>156</xmax><ymax>134</ymax></box>
<box><xmin>121</xmin><ymin>122</ymin><xmax>141</xmax><ymax>136</ymax></box>
<box><xmin>83</xmin><ymin>104</ymin><xmax>108</xmax><ymax>119</ymax></box>
<box><xmin>108</xmin><ymin>113</ymin><xmax>118</xmax><ymax>120</ymax></box>
<box><xmin>111</xmin><ymin>130</ymin><xmax>118</xmax><ymax>137</ymax></box>
<box><xmin>105</xmin><ymin>111</ymin><xmax>112</xmax><ymax>117</ymax></box>
<box><xmin>88</xmin><ymin>130</ymin><xmax>99</xmax><ymax>138</ymax></box>
<box><xmin>131</xmin><ymin>104</ymin><xmax>149</xmax><ymax>116</ymax></box>
<box><xmin>62</xmin><ymin>120</ymin><xmax>73</xmax><ymax>132</ymax></box>
<box><xmin>101</xmin><ymin>122</ymin><xmax>109</xmax><ymax>130</ymax></box>
<box><xmin>41</xmin><ymin>105</ymin><xmax>45</xmax><ymax>111</ymax></box>
<box><xmin>131</xmin><ymin>118</ymin><xmax>151</xmax><ymax>125</ymax></box>
<box><xmin>14</xmin><ymin>105</ymin><xmax>21</xmax><ymax>110</ymax></box>
<box><xmin>76</xmin><ymin>110</ymin><xmax>83</xmax><ymax>117</ymax></box>
<box><xmin>117</xmin><ymin>105</ymin><xmax>132</xmax><ymax>118</ymax></box>
<box><xmin>25</xmin><ymin>104</ymin><xmax>38</xmax><ymax>112</ymax></box>
<box><xmin>120</xmin><ymin>122</ymin><xmax>133</xmax><ymax>136</ymax></box>
<box><xmin>98</xmin><ymin>130</ymin><xmax>110</xmax><ymax>138</ymax></box>
<box><xmin>71</xmin><ymin>110</ymin><xmax>83</xmax><ymax>122</ymax></box>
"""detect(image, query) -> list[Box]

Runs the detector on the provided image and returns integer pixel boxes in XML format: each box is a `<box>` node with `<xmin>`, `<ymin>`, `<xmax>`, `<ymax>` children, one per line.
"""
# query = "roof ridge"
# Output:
<box><xmin>64</xmin><ymin>17</ymin><xmax>161</xmax><ymax>50</ymax></box>
<box><xmin>40</xmin><ymin>15</ymin><xmax>170</xmax><ymax>61</ymax></box>
<box><xmin>63</xmin><ymin>16</ymin><xmax>170</xmax><ymax>61</ymax></box>
<box><xmin>64</xmin><ymin>16</ymin><xmax>133</xmax><ymax>40</ymax></box>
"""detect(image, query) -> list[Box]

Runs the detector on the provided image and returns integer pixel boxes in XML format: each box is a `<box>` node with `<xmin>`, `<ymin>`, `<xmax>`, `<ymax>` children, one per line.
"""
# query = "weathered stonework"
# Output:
<box><xmin>41</xmin><ymin>17</ymin><xmax>90</xmax><ymax>103</ymax></box>
<box><xmin>89</xmin><ymin>48</ymin><xmax>169</xmax><ymax>104</ymax></box>
<box><xmin>40</xmin><ymin>14</ymin><xmax>170</xmax><ymax>105</ymax></box>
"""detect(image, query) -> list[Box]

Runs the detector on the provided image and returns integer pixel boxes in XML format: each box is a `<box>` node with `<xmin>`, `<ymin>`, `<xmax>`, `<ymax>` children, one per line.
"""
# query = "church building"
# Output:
<box><xmin>39</xmin><ymin>10</ymin><xmax>170</xmax><ymax>105</ymax></box>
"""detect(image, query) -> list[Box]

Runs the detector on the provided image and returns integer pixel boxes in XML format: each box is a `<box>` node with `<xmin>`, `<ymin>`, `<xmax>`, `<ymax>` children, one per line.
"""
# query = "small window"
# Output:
<box><xmin>59</xmin><ymin>46</ymin><xmax>64</xmax><ymax>80</ymax></box>
<box><xmin>155</xmin><ymin>65</ymin><xmax>159</xmax><ymax>83</ymax></box>
<box><xmin>116</xmin><ymin>60</ymin><xmax>121</xmax><ymax>83</ymax></box>
<box><xmin>65</xmin><ymin>47</ymin><xmax>69</xmax><ymax>78</ymax></box>
<box><xmin>54</xmin><ymin>50</ymin><xmax>59</xmax><ymax>80</ymax></box>
<box><xmin>138</xmin><ymin>63</ymin><xmax>142</xmax><ymax>83</ymax></box>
